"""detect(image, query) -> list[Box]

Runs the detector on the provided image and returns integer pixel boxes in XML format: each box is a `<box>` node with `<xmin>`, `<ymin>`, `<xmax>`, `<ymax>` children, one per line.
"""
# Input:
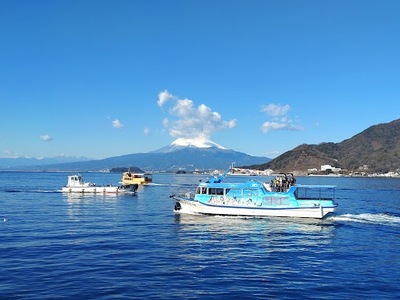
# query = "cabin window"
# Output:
<box><xmin>209</xmin><ymin>188</ymin><xmax>224</xmax><ymax>195</ymax></box>
<box><xmin>196</xmin><ymin>187</ymin><xmax>207</xmax><ymax>194</ymax></box>
<box><xmin>226</xmin><ymin>188</ymin><xmax>241</xmax><ymax>197</ymax></box>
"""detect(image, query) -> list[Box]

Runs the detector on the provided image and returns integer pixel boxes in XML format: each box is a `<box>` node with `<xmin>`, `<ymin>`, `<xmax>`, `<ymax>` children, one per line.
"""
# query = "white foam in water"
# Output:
<box><xmin>330</xmin><ymin>213</ymin><xmax>400</xmax><ymax>226</ymax></box>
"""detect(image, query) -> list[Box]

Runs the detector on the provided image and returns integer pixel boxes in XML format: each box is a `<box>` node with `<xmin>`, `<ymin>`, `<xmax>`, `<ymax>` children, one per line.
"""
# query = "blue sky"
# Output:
<box><xmin>1</xmin><ymin>0</ymin><xmax>399</xmax><ymax>159</ymax></box>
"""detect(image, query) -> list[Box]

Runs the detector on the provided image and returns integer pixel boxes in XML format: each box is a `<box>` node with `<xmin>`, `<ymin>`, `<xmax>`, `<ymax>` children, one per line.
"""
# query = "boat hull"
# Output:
<box><xmin>62</xmin><ymin>186</ymin><xmax>119</xmax><ymax>193</ymax></box>
<box><xmin>173</xmin><ymin>198</ymin><xmax>336</xmax><ymax>219</ymax></box>
<box><xmin>62</xmin><ymin>184</ymin><xmax>138</xmax><ymax>194</ymax></box>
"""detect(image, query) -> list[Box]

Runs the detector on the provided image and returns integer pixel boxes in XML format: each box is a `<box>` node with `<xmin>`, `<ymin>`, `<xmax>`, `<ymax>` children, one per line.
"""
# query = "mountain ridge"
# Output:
<box><xmin>0</xmin><ymin>156</ymin><xmax>91</xmax><ymax>169</ymax></box>
<box><xmin>250</xmin><ymin>119</ymin><xmax>400</xmax><ymax>174</ymax></box>
<box><xmin>1</xmin><ymin>139</ymin><xmax>269</xmax><ymax>172</ymax></box>
<box><xmin>4</xmin><ymin>119</ymin><xmax>399</xmax><ymax>173</ymax></box>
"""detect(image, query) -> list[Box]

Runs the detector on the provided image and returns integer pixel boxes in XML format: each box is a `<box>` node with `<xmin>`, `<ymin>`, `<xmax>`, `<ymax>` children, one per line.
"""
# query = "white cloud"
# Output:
<box><xmin>162</xmin><ymin>118</ymin><xmax>169</xmax><ymax>127</ymax></box>
<box><xmin>157</xmin><ymin>90</ymin><xmax>174</xmax><ymax>107</ymax></box>
<box><xmin>144</xmin><ymin>127</ymin><xmax>150</xmax><ymax>136</ymax></box>
<box><xmin>227</xmin><ymin>119</ymin><xmax>237</xmax><ymax>128</ymax></box>
<box><xmin>261</xmin><ymin>104</ymin><xmax>291</xmax><ymax>117</ymax></box>
<box><xmin>3</xmin><ymin>150</ymin><xmax>23</xmax><ymax>158</ymax></box>
<box><xmin>158</xmin><ymin>91</ymin><xmax>236</xmax><ymax>139</ymax></box>
<box><xmin>112</xmin><ymin>119</ymin><xmax>124</xmax><ymax>128</ymax></box>
<box><xmin>261</xmin><ymin>121</ymin><xmax>304</xmax><ymax>133</ymax></box>
<box><xmin>39</xmin><ymin>134</ymin><xmax>53</xmax><ymax>142</ymax></box>
<box><xmin>260</xmin><ymin>103</ymin><xmax>303</xmax><ymax>133</ymax></box>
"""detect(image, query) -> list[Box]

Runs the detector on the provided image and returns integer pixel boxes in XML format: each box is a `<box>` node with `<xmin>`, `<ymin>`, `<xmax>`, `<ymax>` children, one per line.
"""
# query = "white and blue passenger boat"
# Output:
<box><xmin>171</xmin><ymin>166</ymin><xmax>338</xmax><ymax>219</ymax></box>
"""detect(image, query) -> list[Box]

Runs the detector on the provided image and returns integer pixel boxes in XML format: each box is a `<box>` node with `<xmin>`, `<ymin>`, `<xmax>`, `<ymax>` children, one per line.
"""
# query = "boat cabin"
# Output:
<box><xmin>195</xmin><ymin>181</ymin><xmax>336</xmax><ymax>202</ymax></box>
<box><xmin>68</xmin><ymin>175</ymin><xmax>83</xmax><ymax>187</ymax></box>
<box><xmin>122</xmin><ymin>172</ymin><xmax>152</xmax><ymax>185</ymax></box>
<box><xmin>196</xmin><ymin>181</ymin><xmax>266</xmax><ymax>198</ymax></box>
<box><xmin>66</xmin><ymin>175</ymin><xmax>93</xmax><ymax>187</ymax></box>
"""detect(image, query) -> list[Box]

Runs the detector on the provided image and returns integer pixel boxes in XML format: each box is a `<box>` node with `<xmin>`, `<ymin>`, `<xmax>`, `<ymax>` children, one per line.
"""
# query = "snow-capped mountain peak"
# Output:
<box><xmin>152</xmin><ymin>137</ymin><xmax>227</xmax><ymax>153</ymax></box>
<box><xmin>171</xmin><ymin>137</ymin><xmax>226</xmax><ymax>149</ymax></box>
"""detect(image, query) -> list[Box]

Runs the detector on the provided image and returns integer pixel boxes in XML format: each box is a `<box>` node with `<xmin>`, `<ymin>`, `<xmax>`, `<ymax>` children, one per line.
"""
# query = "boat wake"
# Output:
<box><xmin>329</xmin><ymin>213</ymin><xmax>400</xmax><ymax>227</ymax></box>
<box><xmin>146</xmin><ymin>183</ymin><xmax>168</xmax><ymax>187</ymax></box>
<box><xmin>148</xmin><ymin>182</ymin><xmax>198</xmax><ymax>188</ymax></box>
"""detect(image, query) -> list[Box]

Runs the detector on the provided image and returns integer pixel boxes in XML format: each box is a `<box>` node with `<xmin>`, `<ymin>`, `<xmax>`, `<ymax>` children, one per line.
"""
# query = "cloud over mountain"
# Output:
<box><xmin>157</xmin><ymin>90</ymin><xmax>236</xmax><ymax>140</ymax></box>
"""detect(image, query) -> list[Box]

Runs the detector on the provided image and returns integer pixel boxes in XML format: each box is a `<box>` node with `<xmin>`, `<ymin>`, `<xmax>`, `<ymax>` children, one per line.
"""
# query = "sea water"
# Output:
<box><xmin>1</xmin><ymin>172</ymin><xmax>400</xmax><ymax>299</ymax></box>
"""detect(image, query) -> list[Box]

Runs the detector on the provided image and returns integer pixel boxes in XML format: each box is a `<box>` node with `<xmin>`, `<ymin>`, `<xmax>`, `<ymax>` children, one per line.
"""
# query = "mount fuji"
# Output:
<box><xmin>2</xmin><ymin>138</ymin><xmax>270</xmax><ymax>172</ymax></box>
<box><xmin>153</xmin><ymin>137</ymin><xmax>227</xmax><ymax>153</ymax></box>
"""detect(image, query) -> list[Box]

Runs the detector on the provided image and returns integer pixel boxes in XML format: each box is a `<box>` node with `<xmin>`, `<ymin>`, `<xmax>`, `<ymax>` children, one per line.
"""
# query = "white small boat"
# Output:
<box><xmin>62</xmin><ymin>174</ymin><xmax>138</xmax><ymax>194</ymax></box>
<box><xmin>170</xmin><ymin>165</ymin><xmax>338</xmax><ymax>219</ymax></box>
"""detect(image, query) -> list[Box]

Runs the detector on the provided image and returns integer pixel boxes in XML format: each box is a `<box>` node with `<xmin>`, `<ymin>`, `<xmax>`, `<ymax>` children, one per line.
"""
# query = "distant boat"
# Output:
<box><xmin>62</xmin><ymin>174</ymin><xmax>138</xmax><ymax>194</ymax></box>
<box><xmin>170</xmin><ymin>165</ymin><xmax>338</xmax><ymax>219</ymax></box>
<box><xmin>121</xmin><ymin>171</ymin><xmax>152</xmax><ymax>185</ymax></box>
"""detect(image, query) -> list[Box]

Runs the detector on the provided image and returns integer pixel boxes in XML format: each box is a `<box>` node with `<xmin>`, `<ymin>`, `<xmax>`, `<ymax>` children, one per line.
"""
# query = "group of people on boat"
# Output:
<box><xmin>268</xmin><ymin>173</ymin><xmax>296</xmax><ymax>192</ymax></box>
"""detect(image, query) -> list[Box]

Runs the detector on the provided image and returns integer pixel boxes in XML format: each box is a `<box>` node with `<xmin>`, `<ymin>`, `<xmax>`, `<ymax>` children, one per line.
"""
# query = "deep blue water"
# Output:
<box><xmin>1</xmin><ymin>172</ymin><xmax>400</xmax><ymax>299</ymax></box>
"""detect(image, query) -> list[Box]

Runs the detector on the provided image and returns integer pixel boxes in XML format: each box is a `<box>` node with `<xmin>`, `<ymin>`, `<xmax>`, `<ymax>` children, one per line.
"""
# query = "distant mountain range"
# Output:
<box><xmin>249</xmin><ymin>119</ymin><xmax>400</xmax><ymax>174</ymax></box>
<box><xmin>0</xmin><ymin>156</ymin><xmax>91</xmax><ymax>169</ymax></box>
<box><xmin>1</xmin><ymin>138</ymin><xmax>269</xmax><ymax>172</ymax></box>
<box><xmin>4</xmin><ymin>119</ymin><xmax>399</xmax><ymax>173</ymax></box>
